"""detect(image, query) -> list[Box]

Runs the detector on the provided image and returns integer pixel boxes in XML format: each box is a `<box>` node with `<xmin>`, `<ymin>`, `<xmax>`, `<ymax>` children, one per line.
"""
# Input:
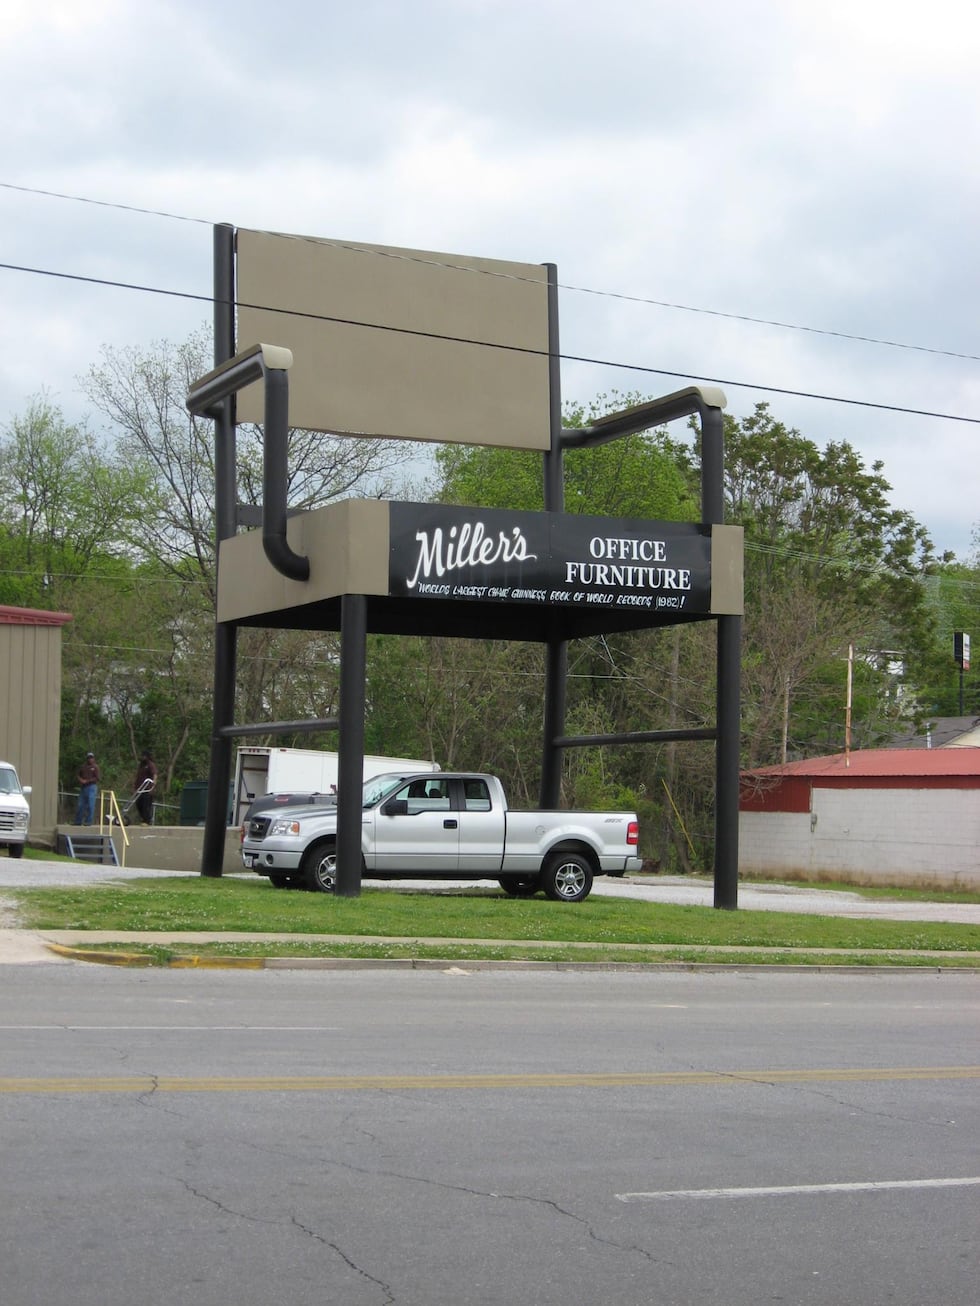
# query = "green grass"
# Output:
<box><xmin>7</xmin><ymin>876</ymin><xmax>980</xmax><ymax>966</ymax></box>
<box><xmin>724</xmin><ymin>874</ymin><xmax>980</xmax><ymax>904</ymax></box>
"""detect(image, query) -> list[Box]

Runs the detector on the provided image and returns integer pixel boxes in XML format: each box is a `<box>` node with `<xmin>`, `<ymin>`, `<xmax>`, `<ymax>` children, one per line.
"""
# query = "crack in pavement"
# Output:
<box><xmin>289</xmin><ymin>1214</ymin><xmax>396</xmax><ymax>1304</ymax></box>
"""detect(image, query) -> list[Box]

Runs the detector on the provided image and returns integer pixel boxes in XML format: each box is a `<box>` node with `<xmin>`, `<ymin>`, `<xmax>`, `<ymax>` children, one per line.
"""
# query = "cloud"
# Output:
<box><xmin>0</xmin><ymin>0</ymin><xmax>977</xmax><ymax>556</ymax></box>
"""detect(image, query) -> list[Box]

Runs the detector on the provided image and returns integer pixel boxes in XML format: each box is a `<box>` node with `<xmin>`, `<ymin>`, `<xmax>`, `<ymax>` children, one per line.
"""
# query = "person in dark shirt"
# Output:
<box><xmin>134</xmin><ymin>751</ymin><xmax>158</xmax><ymax>825</ymax></box>
<box><xmin>75</xmin><ymin>752</ymin><xmax>101</xmax><ymax>825</ymax></box>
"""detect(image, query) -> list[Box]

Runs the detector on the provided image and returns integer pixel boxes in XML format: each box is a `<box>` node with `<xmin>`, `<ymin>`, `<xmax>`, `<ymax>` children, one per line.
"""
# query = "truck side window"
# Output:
<box><xmin>463</xmin><ymin>779</ymin><xmax>491</xmax><ymax>812</ymax></box>
<box><xmin>404</xmin><ymin>777</ymin><xmax>451</xmax><ymax>814</ymax></box>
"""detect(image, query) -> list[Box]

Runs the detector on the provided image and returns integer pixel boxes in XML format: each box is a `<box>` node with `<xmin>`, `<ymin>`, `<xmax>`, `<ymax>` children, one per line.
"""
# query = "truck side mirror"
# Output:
<box><xmin>382</xmin><ymin>798</ymin><xmax>408</xmax><ymax>817</ymax></box>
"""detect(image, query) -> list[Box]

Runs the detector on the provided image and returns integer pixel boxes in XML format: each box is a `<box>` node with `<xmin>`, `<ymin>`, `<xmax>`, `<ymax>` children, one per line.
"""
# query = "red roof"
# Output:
<box><xmin>0</xmin><ymin>604</ymin><xmax>72</xmax><ymax>627</ymax></box>
<box><xmin>743</xmin><ymin>748</ymin><xmax>980</xmax><ymax>781</ymax></box>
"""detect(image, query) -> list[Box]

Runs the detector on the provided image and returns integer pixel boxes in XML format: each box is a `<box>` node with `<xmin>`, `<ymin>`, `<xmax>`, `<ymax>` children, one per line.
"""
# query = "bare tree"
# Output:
<box><xmin>82</xmin><ymin>327</ymin><xmax>414</xmax><ymax>604</ymax></box>
<box><xmin>78</xmin><ymin>327</ymin><xmax>422</xmax><ymax>759</ymax></box>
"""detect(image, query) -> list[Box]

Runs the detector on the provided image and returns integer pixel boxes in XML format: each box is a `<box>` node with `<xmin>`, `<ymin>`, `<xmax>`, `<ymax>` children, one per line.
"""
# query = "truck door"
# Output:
<box><xmin>455</xmin><ymin>777</ymin><xmax>505</xmax><ymax>873</ymax></box>
<box><xmin>372</xmin><ymin>776</ymin><xmax>459</xmax><ymax>872</ymax></box>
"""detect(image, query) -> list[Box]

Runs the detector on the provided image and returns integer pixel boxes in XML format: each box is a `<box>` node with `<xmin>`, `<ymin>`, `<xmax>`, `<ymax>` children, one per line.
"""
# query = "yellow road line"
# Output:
<box><xmin>1</xmin><ymin>1066</ymin><xmax>978</xmax><ymax>1094</ymax></box>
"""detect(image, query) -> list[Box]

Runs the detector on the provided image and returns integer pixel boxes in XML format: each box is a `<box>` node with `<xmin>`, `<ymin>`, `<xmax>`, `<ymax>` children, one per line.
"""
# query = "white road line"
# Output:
<box><xmin>0</xmin><ymin>1025</ymin><xmax>342</xmax><ymax>1032</ymax></box>
<box><xmin>616</xmin><ymin>1177</ymin><xmax>980</xmax><ymax>1201</ymax></box>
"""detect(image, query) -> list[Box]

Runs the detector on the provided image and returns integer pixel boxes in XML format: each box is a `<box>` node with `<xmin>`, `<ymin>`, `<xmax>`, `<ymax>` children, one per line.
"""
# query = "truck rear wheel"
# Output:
<box><xmin>302</xmin><ymin>841</ymin><xmax>337</xmax><ymax>893</ymax></box>
<box><xmin>541</xmin><ymin>852</ymin><xmax>593</xmax><ymax>902</ymax></box>
<box><xmin>498</xmin><ymin>876</ymin><xmax>541</xmax><ymax>898</ymax></box>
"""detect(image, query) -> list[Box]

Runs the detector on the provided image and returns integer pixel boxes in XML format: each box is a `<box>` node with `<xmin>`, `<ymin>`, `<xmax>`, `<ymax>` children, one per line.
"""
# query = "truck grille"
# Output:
<box><xmin>247</xmin><ymin>816</ymin><xmax>271</xmax><ymax>841</ymax></box>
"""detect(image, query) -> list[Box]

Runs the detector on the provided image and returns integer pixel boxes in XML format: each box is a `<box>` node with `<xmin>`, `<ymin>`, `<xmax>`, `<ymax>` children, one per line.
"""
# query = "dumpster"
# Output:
<box><xmin>178</xmin><ymin>781</ymin><xmax>208</xmax><ymax>826</ymax></box>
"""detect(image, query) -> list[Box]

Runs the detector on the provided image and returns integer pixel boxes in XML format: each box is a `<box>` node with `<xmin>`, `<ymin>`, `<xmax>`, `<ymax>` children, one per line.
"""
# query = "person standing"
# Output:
<box><xmin>134</xmin><ymin>751</ymin><xmax>158</xmax><ymax>824</ymax></box>
<box><xmin>75</xmin><ymin>752</ymin><xmax>100</xmax><ymax>825</ymax></box>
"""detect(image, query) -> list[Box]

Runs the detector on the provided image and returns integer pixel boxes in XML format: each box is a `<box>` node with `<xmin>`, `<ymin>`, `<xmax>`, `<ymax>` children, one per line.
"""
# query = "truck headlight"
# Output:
<box><xmin>269</xmin><ymin>818</ymin><xmax>302</xmax><ymax>836</ymax></box>
<box><xmin>13</xmin><ymin>813</ymin><xmax>28</xmax><ymax>832</ymax></box>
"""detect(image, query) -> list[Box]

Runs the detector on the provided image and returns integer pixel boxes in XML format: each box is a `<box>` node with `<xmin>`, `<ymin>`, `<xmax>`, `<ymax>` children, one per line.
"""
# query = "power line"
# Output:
<box><xmin>1</xmin><ymin>258</ymin><xmax>978</xmax><ymax>428</ymax></box>
<box><xmin>562</xmin><ymin>282</ymin><xmax>980</xmax><ymax>364</ymax></box>
<box><xmin>2</xmin><ymin>178</ymin><xmax>977</xmax><ymax>364</ymax></box>
<box><xmin>0</xmin><ymin>180</ymin><xmax>210</xmax><ymax>227</ymax></box>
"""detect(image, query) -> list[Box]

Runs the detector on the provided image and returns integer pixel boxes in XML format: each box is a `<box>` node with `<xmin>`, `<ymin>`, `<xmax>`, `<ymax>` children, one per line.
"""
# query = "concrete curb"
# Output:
<box><xmin>45</xmin><ymin>943</ymin><xmax>265</xmax><ymax>969</ymax></box>
<box><xmin>46</xmin><ymin>943</ymin><xmax>156</xmax><ymax>967</ymax></box>
<box><xmin>42</xmin><ymin>942</ymin><xmax>980</xmax><ymax>974</ymax></box>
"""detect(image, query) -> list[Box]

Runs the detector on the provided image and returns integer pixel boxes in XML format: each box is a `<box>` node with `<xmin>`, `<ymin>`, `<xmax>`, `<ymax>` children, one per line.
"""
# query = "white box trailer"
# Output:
<box><xmin>231</xmin><ymin>746</ymin><xmax>440</xmax><ymax>826</ymax></box>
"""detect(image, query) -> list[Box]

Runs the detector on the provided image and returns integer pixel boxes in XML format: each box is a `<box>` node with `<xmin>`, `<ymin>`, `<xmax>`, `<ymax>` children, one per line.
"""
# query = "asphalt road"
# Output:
<box><xmin>1</xmin><ymin>965</ymin><xmax>977</xmax><ymax>1305</ymax></box>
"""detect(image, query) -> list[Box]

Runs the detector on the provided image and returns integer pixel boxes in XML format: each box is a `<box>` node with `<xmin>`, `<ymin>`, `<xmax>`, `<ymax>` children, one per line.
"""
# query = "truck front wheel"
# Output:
<box><xmin>302</xmin><ymin>841</ymin><xmax>337</xmax><ymax>893</ymax></box>
<box><xmin>541</xmin><ymin>852</ymin><xmax>593</xmax><ymax>902</ymax></box>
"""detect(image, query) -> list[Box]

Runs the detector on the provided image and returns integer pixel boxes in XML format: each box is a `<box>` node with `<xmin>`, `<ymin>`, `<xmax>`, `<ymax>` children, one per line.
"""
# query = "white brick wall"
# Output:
<box><xmin>739</xmin><ymin>787</ymin><xmax>980</xmax><ymax>889</ymax></box>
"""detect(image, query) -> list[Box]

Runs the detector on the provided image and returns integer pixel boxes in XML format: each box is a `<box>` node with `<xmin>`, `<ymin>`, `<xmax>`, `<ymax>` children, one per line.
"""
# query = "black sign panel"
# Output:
<box><xmin>389</xmin><ymin>503</ymin><xmax>712</xmax><ymax>616</ymax></box>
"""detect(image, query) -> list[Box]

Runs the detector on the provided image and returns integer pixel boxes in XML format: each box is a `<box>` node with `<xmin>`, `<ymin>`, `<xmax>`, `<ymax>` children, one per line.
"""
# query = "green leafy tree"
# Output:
<box><xmin>0</xmin><ymin>396</ymin><xmax>173</xmax><ymax>811</ymax></box>
<box><xmin>364</xmin><ymin>635</ymin><xmax>543</xmax><ymax>797</ymax></box>
<box><xmin>435</xmin><ymin>389</ymin><xmax>697</xmax><ymax>519</ymax></box>
<box><xmin>720</xmin><ymin>403</ymin><xmax>937</xmax><ymax>766</ymax></box>
<box><xmin>911</xmin><ymin>545</ymin><xmax>980</xmax><ymax>717</ymax></box>
<box><xmin>0</xmin><ymin>395</ymin><xmax>153</xmax><ymax>606</ymax></box>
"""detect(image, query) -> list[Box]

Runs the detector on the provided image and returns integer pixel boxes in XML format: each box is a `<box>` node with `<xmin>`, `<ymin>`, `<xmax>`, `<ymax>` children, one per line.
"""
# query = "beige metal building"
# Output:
<box><xmin>0</xmin><ymin>604</ymin><xmax>72</xmax><ymax>841</ymax></box>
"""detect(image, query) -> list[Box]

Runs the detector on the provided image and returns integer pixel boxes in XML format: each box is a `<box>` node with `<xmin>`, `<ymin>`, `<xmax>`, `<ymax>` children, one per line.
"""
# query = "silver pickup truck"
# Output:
<box><xmin>241</xmin><ymin>771</ymin><xmax>641</xmax><ymax>902</ymax></box>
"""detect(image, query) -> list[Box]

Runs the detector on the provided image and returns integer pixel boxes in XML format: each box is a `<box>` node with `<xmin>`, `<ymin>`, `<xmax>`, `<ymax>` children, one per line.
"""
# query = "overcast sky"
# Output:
<box><xmin>2</xmin><ymin>0</ymin><xmax>978</xmax><ymax>557</ymax></box>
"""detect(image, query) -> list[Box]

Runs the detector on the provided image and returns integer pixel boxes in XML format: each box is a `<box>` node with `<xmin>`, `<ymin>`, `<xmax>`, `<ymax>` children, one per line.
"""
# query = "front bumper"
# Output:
<box><xmin>0</xmin><ymin>813</ymin><xmax>28</xmax><ymax>845</ymax></box>
<box><xmin>241</xmin><ymin>841</ymin><xmax>305</xmax><ymax>873</ymax></box>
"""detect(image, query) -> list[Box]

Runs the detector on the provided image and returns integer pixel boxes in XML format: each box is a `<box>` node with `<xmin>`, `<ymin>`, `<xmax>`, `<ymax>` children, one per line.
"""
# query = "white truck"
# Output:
<box><xmin>0</xmin><ymin>760</ymin><xmax>31</xmax><ymax>858</ymax></box>
<box><xmin>231</xmin><ymin>746</ymin><xmax>440</xmax><ymax>827</ymax></box>
<box><xmin>241</xmin><ymin>770</ymin><xmax>641</xmax><ymax>902</ymax></box>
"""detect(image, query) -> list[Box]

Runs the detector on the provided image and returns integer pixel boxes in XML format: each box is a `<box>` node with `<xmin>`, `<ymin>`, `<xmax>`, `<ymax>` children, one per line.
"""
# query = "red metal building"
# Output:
<box><xmin>739</xmin><ymin>748</ymin><xmax>980</xmax><ymax>889</ymax></box>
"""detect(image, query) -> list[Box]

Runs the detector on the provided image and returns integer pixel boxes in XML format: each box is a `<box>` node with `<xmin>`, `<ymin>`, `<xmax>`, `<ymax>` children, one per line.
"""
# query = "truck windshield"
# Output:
<box><xmin>0</xmin><ymin>768</ymin><xmax>22</xmax><ymax>795</ymax></box>
<box><xmin>362</xmin><ymin>773</ymin><xmax>416</xmax><ymax>808</ymax></box>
